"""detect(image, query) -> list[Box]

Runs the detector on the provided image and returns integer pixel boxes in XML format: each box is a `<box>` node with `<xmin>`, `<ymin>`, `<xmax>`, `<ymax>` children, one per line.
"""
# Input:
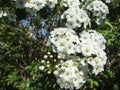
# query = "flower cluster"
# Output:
<box><xmin>87</xmin><ymin>56</ymin><xmax>107</xmax><ymax>75</ymax></box>
<box><xmin>25</xmin><ymin>0</ymin><xmax>47</xmax><ymax>14</ymax></box>
<box><xmin>14</xmin><ymin>0</ymin><xmax>58</xmax><ymax>14</ymax></box>
<box><xmin>79</xmin><ymin>30</ymin><xmax>106</xmax><ymax>56</ymax></box>
<box><xmin>79</xmin><ymin>30</ymin><xmax>107</xmax><ymax>75</ymax></box>
<box><xmin>61</xmin><ymin>7</ymin><xmax>91</xmax><ymax>29</ymax></box>
<box><xmin>48</xmin><ymin>28</ymin><xmax>107</xmax><ymax>89</ymax></box>
<box><xmin>47</xmin><ymin>28</ymin><xmax>81</xmax><ymax>59</ymax></box>
<box><xmin>39</xmin><ymin>52</ymin><xmax>59</xmax><ymax>74</ymax></box>
<box><xmin>54</xmin><ymin>58</ymin><xmax>87</xmax><ymax>90</ymax></box>
<box><xmin>86</xmin><ymin>0</ymin><xmax>109</xmax><ymax>24</ymax></box>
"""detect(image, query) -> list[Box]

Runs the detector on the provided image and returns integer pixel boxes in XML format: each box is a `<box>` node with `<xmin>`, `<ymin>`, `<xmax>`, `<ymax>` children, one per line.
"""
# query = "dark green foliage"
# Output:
<box><xmin>0</xmin><ymin>23</ymin><xmax>58</xmax><ymax>90</ymax></box>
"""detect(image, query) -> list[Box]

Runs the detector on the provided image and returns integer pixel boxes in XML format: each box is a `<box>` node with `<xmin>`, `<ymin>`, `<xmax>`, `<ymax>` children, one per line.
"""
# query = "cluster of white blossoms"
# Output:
<box><xmin>60</xmin><ymin>0</ymin><xmax>80</xmax><ymax>8</ymax></box>
<box><xmin>79</xmin><ymin>30</ymin><xmax>106</xmax><ymax>57</ymax></box>
<box><xmin>87</xmin><ymin>56</ymin><xmax>107</xmax><ymax>75</ymax></box>
<box><xmin>54</xmin><ymin>58</ymin><xmax>87</xmax><ymax>90</ymax></box>
<box><xmin>25</xmin><ymin>0</ymin><xmax>47</xmax><ymax>14</ymax></box>
<box><xmin>47</xmin><ymin>28</ymin><xmax>81</xmax><ymax>59</ymax></box>
<box><xmin>49</xmin><ymin>29</ymin><xmax>107</xmax><ymax>89</ymax></box>
<box><xmin>14</xmin><ymin>0</ymin><xmax>58</xmax><ymax>14</ymax></box>
<box><xmin>86</xmin><ymin>0</ymin><xmax>109</xmax><ymax>24</ymax></box>
<box><xmin>79</xmin><ymin>30</ymin><xmax>107</xmax><ymax>75</ymax></box>
<box><xmin>47</xmin><ymin>28</ymin><xmax>108</xmax><ymax>89</ymax></box>
<box><xmin>61</xmin><ymin>6</ymin><xmax>91</xmax><ymax>29</ymax></box>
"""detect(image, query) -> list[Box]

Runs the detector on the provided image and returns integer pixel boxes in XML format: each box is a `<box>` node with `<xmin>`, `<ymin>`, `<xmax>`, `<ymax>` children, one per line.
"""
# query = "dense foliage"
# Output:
<box><xmin>0</xmin><ymin>0</ymin><xmax>120</xmax><ymax>90</ymax></box>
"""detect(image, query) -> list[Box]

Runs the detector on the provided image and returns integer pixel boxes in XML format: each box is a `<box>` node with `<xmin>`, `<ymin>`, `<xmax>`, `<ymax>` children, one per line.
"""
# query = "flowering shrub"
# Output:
<box><xmin>0</xmin><ymin>0</ymin><xmax>120</xmax><ymax>90</ymax></box>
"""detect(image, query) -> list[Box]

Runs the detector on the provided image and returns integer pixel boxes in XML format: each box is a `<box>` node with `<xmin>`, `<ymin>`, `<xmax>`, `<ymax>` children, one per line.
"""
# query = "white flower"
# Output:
<box><xmin>56</xmin><ymin>39</ymin><xmax>66</xmax><ymax>52</ymax></box>
<box><xmin>43</xmin><ymin>55</ymin><xmax>48</xmax><ymax>59</ymax></box>
<box><xmin>92</xmin><ymin>65</ymin><xmax>104</xmax><ymax>75</ymax></box>
<box><xmin>66</xmin><ymin>43</ymin><xmax>75</xmax><ymax>54</ymax></box>
<box><xmin>57</xmin><ymin>51</ymin><xmax>66</xmax><ymax>59</ymax></box>
<box><xmin>53</xmin><ymin>70</ymin><xmax>59</xmax><ymax>75</ymax></box>
<box><xmin>50</xmin><ymin>29</ymin><xmax>58</xmax><ymax>37</ymax></box>
<box><xmin>81</xmin><ymin>44</ymin><xmax>93</xmax><ymax>56</ymax></box>
<box><xmin>79</xmin><ymin>31</ymin><xmax>91</xmax><ymax>42</ymax></box>
<box><xmin>87</xmin><ymin>57</ymin><xmax>94</xmax><ymax>65</ymax></box>
<box><xmin>75</xmin><ymin>44</ymin><xmax>82</xmax><ymax>53</ymax></box>
<box><xmin>39</xmin><ymin>66</ymin><xmax>45</xmax><ymax>71</ymax></box>
<box><xmin>47</xmin><ymin>70</ymin><xmax>52</xmax><ymax>74</ymax></box>
<box><xmin>101</xmin><ymin>55</ymin><xmax>107</xmax><ymax>65</ymax></box>
<box><xmin>93</xmin><ymin>57</ymin><xmax>104</xmax><ymax>66</ymax></box>
<box><xmin>50</xmin><ymin>37</ymin><xmax>58</xmax><ymax>44</ymax></box>
<box><xmin>63</xmin><ymin>70</ymin><xmax>72</xmax><ymax>81</ymax></box>
<box><xmin>95</xmin><ymin>49</ymin><xmax>106</xmax><ymax>58</ymax></box>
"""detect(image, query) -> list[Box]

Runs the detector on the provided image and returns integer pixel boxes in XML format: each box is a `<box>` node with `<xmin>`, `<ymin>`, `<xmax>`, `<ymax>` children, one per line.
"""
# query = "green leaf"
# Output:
<box><xmin>113</xmin><ymin>84</ymin><xmax>119</xmax><ymax>90</ymax></box>
<box><xmin>105</xmin><ymin>19</ymin><xmax>113</xmax><ymax>30</ymax></box>
<box><xmin>93</xmin><ymin>81</ymin><xmax>99</xmax><ymax>87</ymax></box>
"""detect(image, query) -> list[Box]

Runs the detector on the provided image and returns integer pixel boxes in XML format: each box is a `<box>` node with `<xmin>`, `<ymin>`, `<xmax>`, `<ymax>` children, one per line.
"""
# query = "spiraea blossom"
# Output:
<box><xmin>61</xmin><ymin>6</ymin><xmax>91</xmax><ymax>29</ymax></box>
<box><xmin>54</xmin><ymin>58</ymin><xmax>87</xmax><ymax>90</ymax></box>
<box><xmin>47</xmin><ymin>28</ymin><xmax>81</xmax><ymax>59</ymax></box>
<box><xmin>79</xmin><ymin>30</ymin><xmax>107</xmax><ymax>75</ymax></box>
<box><xmin>86</xmin><ymin>0</ymin><xmax>109</xmax><ymax>24</ymax></box>
<box><xmin>87</xmin><ymin>56</ymin><xmax>107</xmax><ymax>75</ymax></box>
<box><xmin>14</xmin><ymin>0</ymin><xmax>58</xmax><ymax>14</ymax></box>
<box><xmin>25</xmin><ymin>0</ymin><xmax>47</xmax><ymax>14</ymax></box>
<box><xmin>79</xmin><ymin>30</ymin><xmax>106</xmax><ymax>57</ymax></box>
